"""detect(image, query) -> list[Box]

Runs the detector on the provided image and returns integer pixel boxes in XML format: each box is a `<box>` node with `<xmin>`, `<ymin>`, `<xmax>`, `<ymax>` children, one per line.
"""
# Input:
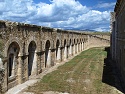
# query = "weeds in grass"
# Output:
<box><xmin>27</xmin><ymin>47</ymin><xmax>116</xmax><ymax>94</ymax></box>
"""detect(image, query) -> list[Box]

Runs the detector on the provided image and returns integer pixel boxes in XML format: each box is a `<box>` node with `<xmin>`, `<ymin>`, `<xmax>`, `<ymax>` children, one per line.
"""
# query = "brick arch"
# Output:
<box><xmin>4</xmin><ymin>38</ymin><xmax>22</xmax><ymax>57</ymax></box>
<box><xmin>25</xmin><ymin>38</ymin><xmax>38</xmax><ymax>55</ymax></box>
<box><xmin>28</xmin><ymin>41</ymin><xmax>37</xmax><ymax>76</ymax></box>
<box><xmin>55</xmin><ymin>38</ymin><xmax>61</xmax><ymax>48</ymax></box>
<box><xmin>43</xmin><ymin>39</ymin><xmax>52</xmax><ymax>50</ymax></box>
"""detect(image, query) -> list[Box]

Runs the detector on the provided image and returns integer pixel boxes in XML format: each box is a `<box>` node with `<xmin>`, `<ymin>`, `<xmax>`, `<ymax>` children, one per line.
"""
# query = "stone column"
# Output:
<box><xmin>57</xmin><ymin>47</ymin><xmax>61</xmax><ymax>62</ymax></box>
<box><xmin>69</xmin><ymin>45</ymin><xmax>71</xmax><ymax>56</ymax></box>
<box><xmin>69</xmin><ymin>45</ymin><xmax>72</xmax><ymax>56</ymax></box>
<box><xmin>77</xmin><ymin>44</ymin><xmax>79</xmax><ymax>53</ymax></box>
<box><xmin>64</xmin><ymin>46</ymin><xmax>67</xmax><ymax>60</ymax></box>
<box><xmin>2</xmin><ymin>58</ymin><xmax>7</xmax><ymax>92</ymax></box>
<box><xmin>75</xmin><ymin>44</ymin><xmax>77</xmax><ymax>54</ymax></box>
<box><xmin>79</xmin><ymin>43</ymin><xmax>81</xmax><ymax>52</ymax></box>
<box><xmin>24</xmin><ymin>55</ymin><xmax>28</xmax><ymax>81</ymax></box>
<box><xmin>0</xmin><ymin>58</ymin><xmax>5</xmax><ymax>93</ymax></box>
<box><xmin>47</xmin><ymin>49</ymin><xmax>51</xmax><ymax>67</ymax></box>
<box><xmin>12</xmin><ymin>56</ymin><xmax>16</xmax><ymax>76</ymax></box>
<box><xmin>0</xmin><ymin>68</ymin><xmax>5</xmax><ymax>93</ymax></box>
<box><xmin>18</xmin><ymin>56</ymin><xmax>23</xmax><ymax>84</ymax></box>
<box><xmin>31</xmin><ymin>51</ymin><xmax>37</xmax><ymax>76</ymax></box>
<box><xmin>82</xmin><ymin>42</ymin><xmax>84</xmax><ymax>51</ymax></box>
<box><xmin>81</xmin><ymin>43</ymin><xmax>83</xmax><ymax>51</ymax></box>
<box><xmin>73</xmin><ymin>45</ymin><xmax>75</xmax><ymax>55</ymax></box>
<box><xmin>36</xmin><ymin>52</ymin><xmax>42</xmax><ymax>74</ymax></box>
<box><xmin>60</xmin><ymin>47</ymin><xmax>63</xmax><ymax>62</ymax></box>
<box><xmin>67</xmin><ymin>46</ymin><xmax>69</xmax><ymax>58</ymax></box>
<box><xmin>71</xmin><ymin>45</ymin><xmax>73</xmax><ymax>56</ymax></box>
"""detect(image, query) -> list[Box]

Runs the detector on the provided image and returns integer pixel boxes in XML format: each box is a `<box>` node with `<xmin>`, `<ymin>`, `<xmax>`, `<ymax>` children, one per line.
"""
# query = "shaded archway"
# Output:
<box><xmin>7</xmin><ymin>42</ymin><xmax>20</xmax><ymax>89</ymax></box>
<box><xmin>45</xmin><ymin>40</ymin><xmax>51</xmax><ymax>68</ymax></box>
<box><xmin>56</xmin><ymin>39</ymin><xmax>60</xmax><ymax>62</ymax></box>
<box><xmin>7</xmin><ymin>42</ymin><xmax>20</xmax><ymax>77</ymax></box>
<box><xmin>28</xmin><ymin>41</ymin><xmax>37</xmax><ymax>76</ymax></box>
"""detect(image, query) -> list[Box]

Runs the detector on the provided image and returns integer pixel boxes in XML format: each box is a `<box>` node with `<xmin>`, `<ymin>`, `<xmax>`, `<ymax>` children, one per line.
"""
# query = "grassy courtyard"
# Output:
<box><xmin>27</xmin><ymin>47</ymin><xmax>123</xmax><ymax>94</ymax></box>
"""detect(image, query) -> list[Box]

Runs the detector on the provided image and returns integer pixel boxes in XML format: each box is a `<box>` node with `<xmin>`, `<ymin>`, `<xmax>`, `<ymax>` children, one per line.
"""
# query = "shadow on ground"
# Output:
<box><xmin>102</xmin><ymin>47</ymin><xmax>124</xmax><ymax>93</ymax></box>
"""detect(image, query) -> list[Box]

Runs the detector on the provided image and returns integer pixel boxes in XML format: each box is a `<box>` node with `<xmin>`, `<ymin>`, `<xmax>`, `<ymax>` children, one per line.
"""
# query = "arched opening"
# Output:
<box><xmin>56</xmin><ymin>40</ymin><xmax>60</xmax><ymax>62</ymax></box>
<box><xmin>7</xmin><ymin>42</ymin><xmax>20</xmax><ymax>77</ymax></box>
<box><xmin>64</xmin><ymin>39</ymin><xmax>67</xmax><ymax>60</ymax></box>
<box><xmin>45</xmin><ymin>40</ymin><xmax>51</xmax><ymax>68</ymax></box>
<box><xmin>28</xmin><ymin>41</ymin><xmax>37</xmax><ymax>76</ymax></box>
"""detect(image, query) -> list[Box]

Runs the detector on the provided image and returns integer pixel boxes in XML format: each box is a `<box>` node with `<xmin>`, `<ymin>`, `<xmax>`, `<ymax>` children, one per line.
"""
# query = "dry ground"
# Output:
<box><xmin>23</xmin><ymin>47</ymin><xmax>123</xmax><ymax>94</ymax></box>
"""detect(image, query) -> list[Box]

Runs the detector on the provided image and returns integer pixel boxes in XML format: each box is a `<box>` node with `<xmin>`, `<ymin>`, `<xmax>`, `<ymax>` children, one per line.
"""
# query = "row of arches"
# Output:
<box><xmin>5</xmin><ymin>38</ymin><xmax>88</xmax><ymax>90</ymax></box>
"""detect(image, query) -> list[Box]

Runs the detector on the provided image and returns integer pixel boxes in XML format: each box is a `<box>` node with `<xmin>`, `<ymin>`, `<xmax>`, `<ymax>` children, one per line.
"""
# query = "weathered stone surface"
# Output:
<box><xmin>0</xmin><ymin>20</ymin><xmax>110</xmax><ymax>93</ymax></box>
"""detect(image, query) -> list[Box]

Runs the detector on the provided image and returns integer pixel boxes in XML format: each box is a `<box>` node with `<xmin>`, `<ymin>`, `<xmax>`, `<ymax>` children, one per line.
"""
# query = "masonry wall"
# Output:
<box><xmin>0</xmin><ymin>20</ymin><xmax>110</xmax><ymax>93</ymax></box>
<box><xmin>111</xmin><ymin>0</ymin><xmax>125</xmax><ymax>89</ymax></box>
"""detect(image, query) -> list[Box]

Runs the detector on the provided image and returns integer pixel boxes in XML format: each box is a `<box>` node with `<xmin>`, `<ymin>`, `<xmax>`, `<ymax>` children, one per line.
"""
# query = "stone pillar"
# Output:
<box><xmin>37</xmin><ymin>52</ymin><xmax>42</xmax><ymax>74</ymax></box>
<box><xmin>2</xmin><ymin>58</ymin><xmax>7</xmax><ymax>92</ymax></box>
<box><xmin>82</xmin><ymin>42</ymin><xmax>84</xmax><ymax>51</ymax></box>
<box><xmin>81</xmin><ymin>43</ymin><xmax>83</xmax><ymax>51</ymax></box>
<box><xmin>12</xmin><ymin>56</ymin><xmax>16</xmax><ymax>76</ymax></box>
<box><xmin>24</xmin><ymin>55</ymin><xmax>28</xmax><ymax>80</ymax></box>
<box><xmin>57</xmin><ymin>47</ymin><xmax>61</xmax><ymax>62</ymax></box>
<box><xmin>84</xmin><ymin>42</ymin><xmax>86</xmax><ymax>49</ymax></box>
<box><xmin>71</xmin><ymin>45</ymin><xmax>72</xmax><ymax>55</ymax></box>
<box><xmin>69</xmin><ymin>45</ymin><xmax>72</xmax><ymax>56</ymax></box>
<box><xmin>0</xmin><ymin>68</ymin><xmax>5</xmax><ymax>93</ymax></box>
<box><xmin>77</xmin><ymin>44</ymin><xmax>79</xmax><ymax>53</ymax></box>
<box><xmin>67</xmin><ymin>46</ymin><xmax>69</xmax><ymax>58</ymax></box>
<box><xmin>0</xmin><ymin>58</ymin><xmax>5</xmax><ymax>93</ymax></box>
<box><xmin>47</xmin><ymin>49</ymin><xmax>51</xmax><ymax>67</ymax></box>
<box><xmin>60</xmin><ymin>47</ymin><xmax>63</xmax><ymax>61</ymax></box>
<box><xmin>79</xmin><ymin>43</ymin><xmax>81</xmax><ymax>52</ymax></box>
<box><xmin>31</xmin><ymin>51</ymin><xmax>37</xmax><ymax>75</ymax></box>
<box><xmin>18</xmin><ymin>56</ymin><xmax>23</xmax><ymax>84</ymax></box>
<box><xmin>73</xmin><ymin>45</ymin><xmax>75</xmax><ymax>55</ymax></box>
<box><xmin>64</xmin><ymin>46</ymin><xmax>67</xmax><ymax>60</ymax></box>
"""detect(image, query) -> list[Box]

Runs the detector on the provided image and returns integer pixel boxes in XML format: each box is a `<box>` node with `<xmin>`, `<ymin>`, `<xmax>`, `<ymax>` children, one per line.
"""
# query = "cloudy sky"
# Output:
<box><xmin>0</xmin><ymin>0</ymin><xmax>116</xmax><ymax>31</ymax></box>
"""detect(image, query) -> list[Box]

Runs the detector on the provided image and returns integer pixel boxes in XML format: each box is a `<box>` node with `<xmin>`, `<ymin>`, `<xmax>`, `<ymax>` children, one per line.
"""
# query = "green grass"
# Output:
<box><xmin>27</xmin><ymin>47</ymin><xmax>116</xmax><ymax>94</ymax></box>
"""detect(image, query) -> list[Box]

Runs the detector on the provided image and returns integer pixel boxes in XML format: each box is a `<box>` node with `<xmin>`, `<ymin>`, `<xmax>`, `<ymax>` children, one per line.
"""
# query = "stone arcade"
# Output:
<box><xmin>0</xmin><ymin>20</ymin><xmax>110</xmax><ymax>93</ymax></box>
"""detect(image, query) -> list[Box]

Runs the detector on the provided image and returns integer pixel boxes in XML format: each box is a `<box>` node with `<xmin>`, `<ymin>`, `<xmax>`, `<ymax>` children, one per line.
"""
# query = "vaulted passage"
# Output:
<box><xmin>7</xmin><ymin>42</ymin><xmax>20</xmax><ymax>89</ymax></box>
<box><xmin>28</xmin><ymin>41</ymin><xmax>37</xmax><ymax>76</ymax></box>
<box><xmin>8</xmin><ymin>42</ymin><xmax>20</xmax><ymax>77</ymax></box>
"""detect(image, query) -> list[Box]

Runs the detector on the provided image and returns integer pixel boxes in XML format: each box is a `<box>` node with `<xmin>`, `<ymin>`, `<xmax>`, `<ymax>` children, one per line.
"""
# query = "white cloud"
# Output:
<box><xmin>0</xmin><ymin>0</ymin><xmax>113</xmax><ymax>31</ymax></box>
<box><xmin>96</xmin><ymin>2</ymin><xmax>116</xmax><ymax>8</ymax></box>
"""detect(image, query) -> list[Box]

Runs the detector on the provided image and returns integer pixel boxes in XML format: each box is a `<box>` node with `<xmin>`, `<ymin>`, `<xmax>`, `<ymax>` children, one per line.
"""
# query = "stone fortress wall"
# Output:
<box><xmin>0</xmin><ymin>20</ymin><xmax>110</xmax><ymax>93</ymax></box>
<box><xmin>110</xmin><ymin>0</ymin><xmax>125</xmax><ymax>90</ymax></box>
